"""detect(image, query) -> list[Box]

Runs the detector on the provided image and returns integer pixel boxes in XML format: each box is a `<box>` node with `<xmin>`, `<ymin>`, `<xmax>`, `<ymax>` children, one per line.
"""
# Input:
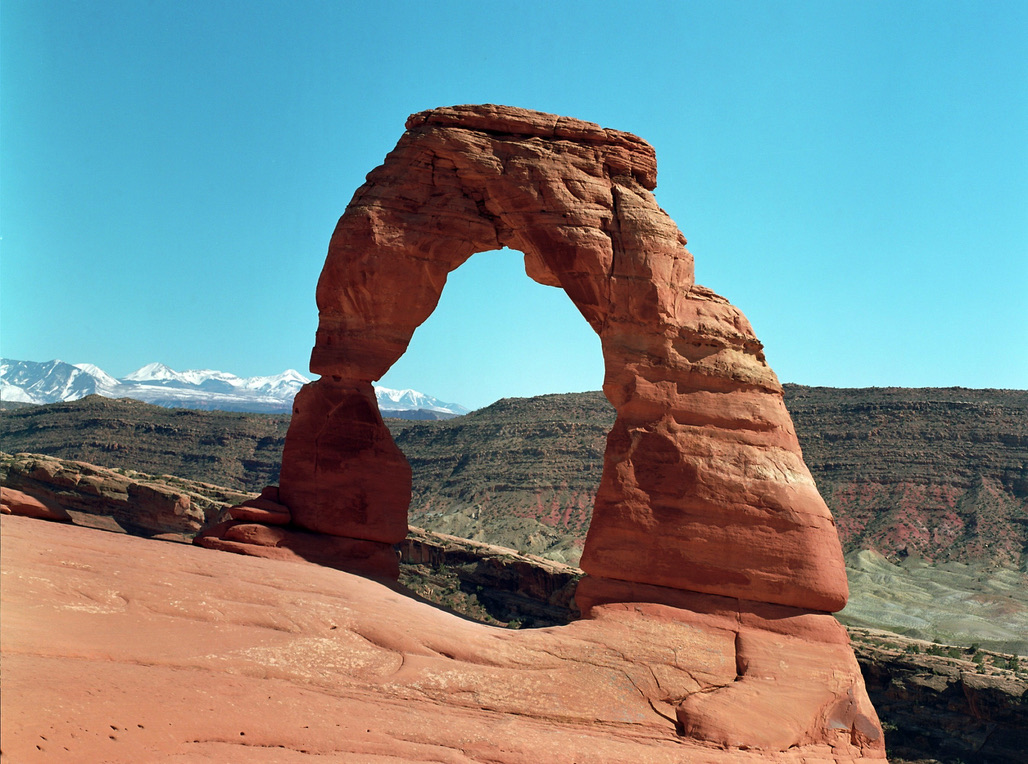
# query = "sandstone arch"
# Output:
<box><xmin>278</xmin><ymin>104</ymin><xmax>848</xmax><ymax>613</ymax></box>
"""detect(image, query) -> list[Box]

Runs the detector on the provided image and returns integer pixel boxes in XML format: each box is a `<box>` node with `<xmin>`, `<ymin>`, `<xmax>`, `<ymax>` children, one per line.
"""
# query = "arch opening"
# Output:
<box><xmin>379</xmin><ymin>247</ymin><xmax>604</xmax><ymax>411</ymax></box>
<box><xmin>381</xmin><ymin>246</ymin><xmax>607</xmax><ymax>566</ymax></box>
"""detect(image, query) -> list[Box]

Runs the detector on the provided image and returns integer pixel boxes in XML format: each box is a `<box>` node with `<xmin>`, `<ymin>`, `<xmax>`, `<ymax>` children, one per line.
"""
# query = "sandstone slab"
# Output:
<box><xmin>226</xmin><ymin>494</ymin><xmax>292</xmax><ymax>525</ymax></box>
<box><xmin>194</xmin><ymin>519</ymin><xmax>399</xmax><ymax>579</ymax></box>
<box><xmin>1</xmin><ymin>451</ymin><xmax>245</xmax><ymax>535</ymax></box>
<box><xmin>0</xmin><ymin>486</ymin><xmax>71</xmax><ymax>522</ymax></box>
<box><xmin>1</xmin><ymin>516</ymin><xmax>884</xmax><ymax>762</ymax></box>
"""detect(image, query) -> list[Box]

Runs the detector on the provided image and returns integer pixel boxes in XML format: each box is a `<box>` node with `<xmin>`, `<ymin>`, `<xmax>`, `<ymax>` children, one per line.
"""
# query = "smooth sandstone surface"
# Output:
<box><xmin>276</xmin><ymin>104</ymin><xmax>848</xmax><ymax>612</ymax></box>
<box><xmin>1</xmin><ymin>485</ymin><xmax>72</xmax><ymax>522</ymax></box>
<box><xmin>1</xmin><ymin>515</ymin><xmax>883</xmax><ymax>762</ymax></box>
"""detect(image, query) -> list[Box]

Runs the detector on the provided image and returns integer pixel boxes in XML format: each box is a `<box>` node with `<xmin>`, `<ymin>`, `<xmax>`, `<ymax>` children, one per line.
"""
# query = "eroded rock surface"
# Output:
<box><xmin>271</xmin><ymin>104</ymin><xmax>846</xmax><ymax>613</ymax></box>
<box><xmin>1</xmin><ymin>451</ymin><xmax>248</xmax><ymax>536</ymax></box>
<box><xmin>195</xmin><ymin>104</ymin><xmax>881</xmax><ymax>758</ymax></box>
<box><xmin>1</xmin><ymin>485</ymin><xmax>72</xmax><ymax>522</ymax></box>
<box><xmin>2</xmin><ymin>516</ymin><xmax>883</xmax><ymax>762</ymax></box>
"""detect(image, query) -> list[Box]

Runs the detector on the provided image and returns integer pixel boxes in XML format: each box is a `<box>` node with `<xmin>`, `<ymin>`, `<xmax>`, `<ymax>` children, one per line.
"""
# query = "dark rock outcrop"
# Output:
<box><xmin>0</xmin><ymin>451</ymin><xmax>251</xmax><ymax>536</ymax></box>
<box><xmin>852</xmin><ymin>634</ymin><xmax>1028</xmax><ymax>764</ymax></box>
<box><xmin>400</xmin><ymin>526</ymin><xmax>581</xmax><ymax>627</ymax></box>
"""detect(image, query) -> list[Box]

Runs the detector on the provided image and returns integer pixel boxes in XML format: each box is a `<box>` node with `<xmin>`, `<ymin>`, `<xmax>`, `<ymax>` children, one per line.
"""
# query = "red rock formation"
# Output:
<box><xmin>0</xmin><ymin>486</ymin><xmax>71</xmax><ymax>522</ymax></box>
<box><xmin>2</xmin><ymin>515</ymin><xmax>884</xmax><ymax>762</ymax></box>
<box><xmin>225</xmin><ymin>487</ymin><xmax>291</xmax><ymax>525</ymax></box>
<box><xmin>276</xmin><ymin>104</ymin><xmax>846</xmax><ymax>612</ymax></box>
<box><xmin>200</xmin><ymin>104</ymin><xmax>881</xmax><ymax>758</ymax></box>
<box><xmin>195</xmin><ymin>519</ymin><xmax>399</xmax><ymax>579</ymax></box>
<box><xmin>194</xmin><ymin>482</ymin><xmax>401</xmax><ymax>578</ymax></box>
<box><xmin>1</xmin><ymin>452</ymin><xmax>234</xmax><ymax>534</ymax></box>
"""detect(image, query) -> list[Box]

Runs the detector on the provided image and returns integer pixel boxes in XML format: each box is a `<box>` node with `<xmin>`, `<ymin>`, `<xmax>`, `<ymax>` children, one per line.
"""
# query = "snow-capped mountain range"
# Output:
<box><xmin>0</xmin><ymin>359</ymin><xmax>469</xmax><ymax>417</ymax></box>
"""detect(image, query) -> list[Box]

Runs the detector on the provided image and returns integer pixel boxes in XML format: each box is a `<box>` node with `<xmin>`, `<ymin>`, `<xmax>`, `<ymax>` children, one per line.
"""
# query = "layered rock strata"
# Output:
<box><xmin>0</xmin><ymin>451</ymin><xmax>243</xmax><ymax>536</ymax></box>
<box><xmin>200</xmin><ymin>104</ymin><xmax>881</xmax><ymax>758</ymax></box>
<box><xmin>271</xmin><ymin>104</ymin><xmax>847</xmax><ymax>611</ymax></box>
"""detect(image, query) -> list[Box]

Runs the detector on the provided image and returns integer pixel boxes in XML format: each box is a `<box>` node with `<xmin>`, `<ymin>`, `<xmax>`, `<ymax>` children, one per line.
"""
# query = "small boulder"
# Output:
<box><xmin>227</xmin><ymin>496</ymin><xmax>291</xmax><ymax>525</ymax></box>
<box><xmin>1</xmin><ymin>487</ymin><xmax>72</xmax><ymax>522</ymax></box>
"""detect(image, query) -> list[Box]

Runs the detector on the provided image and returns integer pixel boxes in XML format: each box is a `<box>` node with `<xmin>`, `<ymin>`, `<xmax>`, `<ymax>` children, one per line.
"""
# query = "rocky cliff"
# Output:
<box><xmin>784</xmin><ymin>385</ymin><xmax>1028</xmax><ymax>568</ymax></box>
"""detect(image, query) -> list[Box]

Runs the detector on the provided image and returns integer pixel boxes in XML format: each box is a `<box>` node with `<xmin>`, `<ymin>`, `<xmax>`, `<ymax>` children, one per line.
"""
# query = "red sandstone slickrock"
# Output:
<box><xmin>1</xmin><ymin>485</ymin><xmax>72</xmax><ymax>522</ymax></box>
<box><xmin>2</xmin><ymin>451</ymin><xmax>238</xmax><ymax>534</ymax></box>
<box><xmin>192</xmin><ymin>103</ymin><xmax>882</xmax><ymax>758</ymax></box>
<box><xmin>3</xmin><ymin>516</ymin><xmax>882</xmax><ymax>762</ymax></box>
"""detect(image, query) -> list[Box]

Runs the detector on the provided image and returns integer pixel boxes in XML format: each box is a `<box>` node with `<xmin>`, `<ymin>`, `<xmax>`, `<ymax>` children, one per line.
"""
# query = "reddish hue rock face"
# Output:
<box><xmin>1</xmin><ymin>452</ymin><xmax>225</xmax><ymax>534</ymax></box>
<box><xmin>280</xmin><ymin>379</ymin><xmax>410</xmax><ymax>544</ymax></box>
<box><xmin>0</xmin><ymin>486</ymin><xmax>71</xmax><ymax>522</ymax></box>
<box><xmin>279</xmin><ymin>104</ymin><xmax>847</xmax><ymax>612</ymax></box>
<box><xmin>196</xmin><ymin>520</ymin><xmax>399</xmax><ymax>580</ymax></box>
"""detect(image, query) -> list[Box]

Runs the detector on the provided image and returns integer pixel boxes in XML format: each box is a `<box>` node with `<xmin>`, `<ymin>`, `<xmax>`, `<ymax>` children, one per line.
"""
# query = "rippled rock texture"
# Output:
<box><xmin>3</xmin><ymin>516</ymin><xmax>882</xmax><ymax>762</ymax></box>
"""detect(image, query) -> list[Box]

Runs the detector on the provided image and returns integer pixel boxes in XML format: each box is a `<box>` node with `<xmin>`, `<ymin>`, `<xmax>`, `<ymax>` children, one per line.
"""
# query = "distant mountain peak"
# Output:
<box><xmin>123</xmin><ymin>362</ymin><xmax>176</xmax><ymax>381</ymax></box>
<box><xmin>2</xmin><ymin>358</ymin><xmax>469</xmax><ymax>418</ymax></box>
<box><xmin>73</xmin><ymin>363</ymin><xmax>120</xmax><ymax>387</ymax></box>
<box><xmin>373</xmin><ymin>384</ymin><xmax>470</xmax><ymax>415</ymax></box>
<box><xmin>0</xmin><ymin>359</ymin><xmax>115</xmax><ymax>405</ymax></box>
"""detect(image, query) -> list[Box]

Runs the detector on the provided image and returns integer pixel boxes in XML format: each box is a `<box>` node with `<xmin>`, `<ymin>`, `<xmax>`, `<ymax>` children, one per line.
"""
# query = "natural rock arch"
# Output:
<box><xmin>278</xmin><ymin>104</ymin><xmax>848</xmax><ymax>613</ymax></box>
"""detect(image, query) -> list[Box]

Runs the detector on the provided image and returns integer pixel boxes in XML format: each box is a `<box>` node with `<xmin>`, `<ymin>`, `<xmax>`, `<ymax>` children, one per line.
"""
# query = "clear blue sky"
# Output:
<box><xmin>3</xmin><ymin>1</ymin><xmax>1026</xmax><ymax>409</ymax></box>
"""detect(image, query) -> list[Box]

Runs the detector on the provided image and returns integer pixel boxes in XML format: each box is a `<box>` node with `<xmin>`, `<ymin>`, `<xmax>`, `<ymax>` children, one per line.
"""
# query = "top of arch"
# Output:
<box><xmin>404</xmin><ymin>104</ymin><xmax>659</xmax><ymax>190</ymax></box>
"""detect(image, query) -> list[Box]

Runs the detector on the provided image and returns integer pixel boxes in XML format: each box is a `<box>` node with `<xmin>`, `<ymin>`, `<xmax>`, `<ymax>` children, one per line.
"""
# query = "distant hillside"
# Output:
<box><xmin>784</xmin><ymin>385</ymin><xmax>1028</xmax><ymax>569</ymax></box>
<box><xmin>392</xmin><ymin>387</ymin><xmax>1028</xmax><ymax>570</ymax></box>
<box><xmin>0</xmin><ymin>395</ymin><xmax>290</xmax><ymax>492</ymax></box>
<box><xmin>387</xmin><ymin>393</ymin><xmax>611</xmax><ymax>564</ymax></box>
<box><xmin>2</xmin><ymin>386</ymin><xmax>1026</xmax><ymax>570</ymax></box>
